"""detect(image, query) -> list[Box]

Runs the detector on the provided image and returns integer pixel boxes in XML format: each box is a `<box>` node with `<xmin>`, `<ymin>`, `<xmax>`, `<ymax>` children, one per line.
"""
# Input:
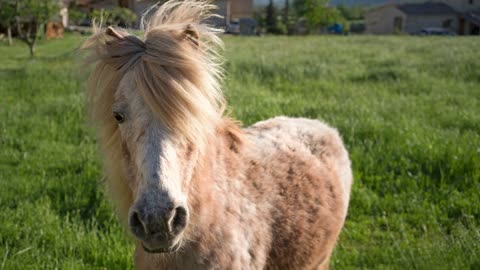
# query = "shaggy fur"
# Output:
<box><xmin>82</xmin><ymin>1</ymin><xmax>352</xmax><ymax>269</ymax></box>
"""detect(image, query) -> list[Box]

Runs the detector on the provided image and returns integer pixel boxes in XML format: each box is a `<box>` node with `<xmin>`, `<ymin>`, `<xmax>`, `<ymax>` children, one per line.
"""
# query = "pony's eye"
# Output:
<box><xmin>113</xmin><ymin>111</ymin><xmax>125</xmax><ymax>123</ymax></box>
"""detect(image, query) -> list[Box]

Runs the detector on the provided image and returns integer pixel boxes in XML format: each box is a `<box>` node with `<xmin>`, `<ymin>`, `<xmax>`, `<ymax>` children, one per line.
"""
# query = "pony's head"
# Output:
<box><xmin>82</xmin><ymin>0</ymin><xmax>224</xmax><ymax>253</ymax></box>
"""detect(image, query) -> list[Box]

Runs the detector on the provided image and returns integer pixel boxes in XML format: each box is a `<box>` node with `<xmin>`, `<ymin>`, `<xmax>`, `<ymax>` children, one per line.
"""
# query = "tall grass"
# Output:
<box><xmin>0</xmin><ymin>34</ymin><xmax>479</xmax><ymax>269</ymax></box>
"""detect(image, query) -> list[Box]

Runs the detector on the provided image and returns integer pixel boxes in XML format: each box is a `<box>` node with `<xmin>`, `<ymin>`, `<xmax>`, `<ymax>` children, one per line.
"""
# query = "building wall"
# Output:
<box><xmin>230</xmin><ymin>0</ymin><xmax>253</xmax><ymax>20</ymax></box>
<box><xmin>213</xmin><ymin>0</ymin><xmax>229</xmax><ymax>27</ymax></box>
<box><xmin>365</xmin><ymin>5</ymin><xmax>406</xmax><ymax>34</ymax></box>
<box><xmin>209</xmin><ymin>0</ymin><xmax>253</xmax><ymax>27</ymax></box>
<box><xmin>404</xmin><ymin>15</ymin><xmax>459</xmax><ymax>34</ymax></box>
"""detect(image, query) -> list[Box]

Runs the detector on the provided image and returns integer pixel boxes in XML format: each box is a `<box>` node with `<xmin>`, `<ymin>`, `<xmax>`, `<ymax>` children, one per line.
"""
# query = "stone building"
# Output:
<box><xmin>365</xmin><ymin>0</ymin><xmax>480</xmax><ymax>35</ymax></box>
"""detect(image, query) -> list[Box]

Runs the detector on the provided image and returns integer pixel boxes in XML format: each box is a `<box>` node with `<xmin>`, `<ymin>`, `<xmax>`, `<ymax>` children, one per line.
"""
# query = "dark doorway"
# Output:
<box><xmin>393</xmin><ymin>17</ymin><xmax>403</xmax><ymax>33</ymax></box>
<box><xmin>459</xmin><ymin>18</ymin><xmax>465</xmax><ymax>35</ymax></box>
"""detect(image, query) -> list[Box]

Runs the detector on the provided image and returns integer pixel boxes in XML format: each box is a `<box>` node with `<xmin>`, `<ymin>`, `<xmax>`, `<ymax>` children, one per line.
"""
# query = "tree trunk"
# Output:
<box><xmin>16</xmin><ymin>16</ymin><xmax>38</xmax><ymax>57</ymax></box>
<box><xmin>29</xmin><ymin>43</ymin><xmax>35</xmax><ymax>57</ymax></box>
<box><xmin>7</xmin><ymin>26</ymin><xmax>12</xmax><ymax>46</ymax></box>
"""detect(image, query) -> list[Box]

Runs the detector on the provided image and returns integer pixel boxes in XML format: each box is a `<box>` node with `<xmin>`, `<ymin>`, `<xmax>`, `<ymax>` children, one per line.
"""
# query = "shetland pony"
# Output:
<box><xmin>82</xmin><ymin>1</ymin><xmax>352</xmax><ymax>269</ymax></box>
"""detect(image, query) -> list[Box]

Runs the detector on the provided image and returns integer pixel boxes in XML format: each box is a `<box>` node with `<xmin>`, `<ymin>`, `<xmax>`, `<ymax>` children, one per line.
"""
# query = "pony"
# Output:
<box><xmin>82</xmin><ymin>1</ymin><xmax>352</xmax><ymax>269</ymax></box>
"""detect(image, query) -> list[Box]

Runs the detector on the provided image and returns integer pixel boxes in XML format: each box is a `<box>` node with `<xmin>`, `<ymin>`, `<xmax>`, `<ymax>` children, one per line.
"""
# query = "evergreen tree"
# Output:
<box><xmin>265</xmin><ymin>0</ymin><xmax>276</xmax><ymax>33</ymax></box>
<box><xmin>283</xmin><ymin>0</ymin><xmax>290</xmax><ymax>33</ymax></box>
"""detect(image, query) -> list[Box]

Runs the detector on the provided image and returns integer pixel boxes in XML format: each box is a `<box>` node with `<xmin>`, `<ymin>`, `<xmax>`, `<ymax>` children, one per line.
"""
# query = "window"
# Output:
<box><xmin>443</xmin><ymin>19</ymin><xmax>452</xmax><ymax>28</ymax></box>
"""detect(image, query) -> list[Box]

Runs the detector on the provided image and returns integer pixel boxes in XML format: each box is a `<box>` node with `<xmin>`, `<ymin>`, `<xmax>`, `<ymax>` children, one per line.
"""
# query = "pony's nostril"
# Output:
<box><xmin>130</xmin><ymin>205</ymin><xmax>187</xmax><ymax>238</ymax></box>
<box><xmin>129</xmin><ymin>210</ymin><xmax>147</xmax><ymax>236</ymax></box>
<box><xmin>170</xmin><ymin>206</ymin><xmax>188</xmax><ymax>235</ymax></box>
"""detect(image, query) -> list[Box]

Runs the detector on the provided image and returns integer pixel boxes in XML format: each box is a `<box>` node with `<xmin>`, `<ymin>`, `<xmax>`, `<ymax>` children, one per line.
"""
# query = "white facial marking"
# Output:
<box><xmin>115</xmin><ymin>71</ymin><xmax>187</xmax><ymax>206</ymax></box>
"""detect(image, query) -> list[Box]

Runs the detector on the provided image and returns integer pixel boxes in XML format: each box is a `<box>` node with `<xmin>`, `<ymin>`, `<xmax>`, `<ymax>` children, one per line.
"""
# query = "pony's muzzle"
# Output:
<box><xmin>128</xmin><ymin>203</ymin><xmax>189</xmax><ymax>250</ymax></box>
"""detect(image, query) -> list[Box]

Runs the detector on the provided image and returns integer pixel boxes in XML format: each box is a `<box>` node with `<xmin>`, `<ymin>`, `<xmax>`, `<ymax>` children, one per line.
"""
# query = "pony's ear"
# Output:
<box><xmin>184</xmin><ymin>24</ymin><xmax>200</xmax><ymax>47</ymax></box>
<box><xmin>106</xmin><ymin>26</ymin><xmax>125</xmax><ymax>40</ymax></box>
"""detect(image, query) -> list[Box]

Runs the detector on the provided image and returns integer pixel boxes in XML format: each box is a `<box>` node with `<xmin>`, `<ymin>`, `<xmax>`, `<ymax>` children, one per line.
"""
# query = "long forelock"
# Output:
<box><xmin>83</xmin><ymin>0</ymin><xmax>225</xmax><ymax>148</ymax></box>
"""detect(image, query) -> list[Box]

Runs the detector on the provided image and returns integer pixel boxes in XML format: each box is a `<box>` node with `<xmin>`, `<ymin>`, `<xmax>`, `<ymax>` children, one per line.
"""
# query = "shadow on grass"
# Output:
<box><xmin>0</xmin><ymin>67</ymin><xmax>26</xmax><ymax>79</ymax></box>
<box><xmin>350</xmin><ymin>69</ymin><xmax>409</xmax><ymax>82</ymax></box>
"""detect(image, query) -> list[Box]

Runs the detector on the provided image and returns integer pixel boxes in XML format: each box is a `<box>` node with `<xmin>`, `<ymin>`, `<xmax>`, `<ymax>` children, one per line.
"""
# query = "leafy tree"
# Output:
<box><xmin>111</xmin><ymin>7</ymin><xmax>137</xmax><ymax>27</ymax></box>
<box><xmin>337</xmin><ymin>4</ymin><xmax>366</xmax><ymax>21</ymax></box>
<box><xmin>293</xmin><ymin>0</ymin><xmax>311</xmax><ymax>17</ymax></box>
<box><xmin>293</xmin><ymin>0</ymin><xmax>343</xmax><ymax>33</ymax></box>
<box><xmin>0</xmin><ymin>0</ymin><xmax>16</xmax><ymax>45</ymax></box>
<box><xmin>68</xmin><ymin>8</ymin><xmax>86</xmax><ymax>26</ymax></box>
<box><xmin>14</xmin><ymin>0</ymin><xmax>60</xmax><ymax>57</ymax></box>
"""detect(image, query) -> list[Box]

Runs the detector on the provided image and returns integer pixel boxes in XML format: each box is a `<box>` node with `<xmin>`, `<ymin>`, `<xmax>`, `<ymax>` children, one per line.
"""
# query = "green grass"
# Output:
<box><xmin>1</xmin><ymin>34</ymin><xmax>479</xmax><ymax>269</ymax></box>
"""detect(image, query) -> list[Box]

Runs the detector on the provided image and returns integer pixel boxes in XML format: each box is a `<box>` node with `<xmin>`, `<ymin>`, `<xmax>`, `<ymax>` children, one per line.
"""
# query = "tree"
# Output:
<box><xmin>293</xmin><ymin>0</ymin><xmax>343</xmax><ymax>33</ymax></box>
<box><xmin>264</xmin><ymin>0</ymin><xmax>286</xmax><ymax>34</ymax></box>
<box><xmin>337</xmin><ymin>4</ymin><xmax>366</xmax><ymax>21</ymax></box>
<box><xmin>68</xmin><ymin>8</ymin><xmax>86</xmax><ymax>26</ymax></box>
<box><xmin>283</xmin><ymin>0</ymin><xmax>289</xmax><ymax>25</ymax></box>
<box><xmin>0</xmin><ymin>0</ymin><xmax>16</xmax><ymax>46</ymax></box>
<box><xmin>15</xmin><ymin>0</ymin><xmax>61</xmax><ymax>57</ymax></box>
<box><xmin>265</xmin><ymin>0</ymin><xmax>276</xmax><ymax>33</ymax></box>
<box><xmin>283</xmin><ymin>0</ymin><xmax>292</xmax><ymax>34</ymax></box>
<box><xmin>293</xmin><ymin>0</ymin><xmax>310</xmax><ymax>17</ymax></box>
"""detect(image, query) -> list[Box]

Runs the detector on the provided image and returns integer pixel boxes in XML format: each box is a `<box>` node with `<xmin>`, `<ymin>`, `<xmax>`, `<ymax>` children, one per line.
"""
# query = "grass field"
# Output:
<box><xmin>0</xmin><ymin>33</ymin><xmax>479</xmax><ymax>269</ymax></box>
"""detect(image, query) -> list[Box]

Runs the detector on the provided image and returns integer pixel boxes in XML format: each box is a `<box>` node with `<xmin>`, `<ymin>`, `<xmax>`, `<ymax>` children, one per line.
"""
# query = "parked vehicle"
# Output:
<box><xmin>226</xmin><ymin>20</ymin><xmax>240</xmax><ymax>35</ymax></box>
<box><xmin>226</xmin><ymin>18</ymin><xmax>258</xmax><ymax>36</ymax></box>
<box><xmin>327</xmin><ymin>23</ymin><xmax>343</xmax><ymax>34</ymax></box>
<box><xmin>419</xmin><ymin>27</ymin><xmax>456</xmax><ymax>36</ymax></box>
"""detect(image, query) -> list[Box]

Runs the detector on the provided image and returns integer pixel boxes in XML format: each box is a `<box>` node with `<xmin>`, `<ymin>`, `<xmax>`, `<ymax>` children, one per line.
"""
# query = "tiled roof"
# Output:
<box><xmin>397</xmin><ymin>2</ymin><xmax>457</xmax><ymax>16</ymax></box>
<box><xmin>462</xmin><ymin>9</ymin><xmax>480</xmax><ymax>26</ymax></box>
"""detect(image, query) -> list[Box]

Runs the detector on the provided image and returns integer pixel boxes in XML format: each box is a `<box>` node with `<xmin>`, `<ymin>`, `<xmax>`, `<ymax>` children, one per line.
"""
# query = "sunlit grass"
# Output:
<box><xmin>0</xmin><ymin>33</ymin><xmax>479</xmax><ymax>269</ymax></box>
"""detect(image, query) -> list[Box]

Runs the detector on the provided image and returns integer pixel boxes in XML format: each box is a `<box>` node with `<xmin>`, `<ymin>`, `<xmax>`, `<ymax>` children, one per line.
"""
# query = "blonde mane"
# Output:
<box><xmin>82</xmin><ymin>0</ymin><xmax>225</xmax><ymax>221</ymax></box>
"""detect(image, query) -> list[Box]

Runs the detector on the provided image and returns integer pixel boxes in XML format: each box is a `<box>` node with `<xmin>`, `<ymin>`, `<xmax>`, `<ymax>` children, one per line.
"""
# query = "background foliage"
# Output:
<box><xmin>90</xmin><ymin>7</ymin><xmax>137</xmax><ymax>28</ymax></box>
<box><xmin>260</xmin><ymin>0</ymin><xmax>359</xmax><ymax>34</ymax></box>
<box><xmin>0</xmin><ymin>0</ymin><xmax>61</xmax><ymax>56</ymax></box>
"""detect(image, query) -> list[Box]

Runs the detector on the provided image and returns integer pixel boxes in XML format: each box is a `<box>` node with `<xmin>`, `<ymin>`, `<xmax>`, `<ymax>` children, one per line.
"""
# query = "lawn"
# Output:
<box><xmin>0</xmin><ymin>33</ymin><xmax>479</xmax><ymax>269</ymax></box>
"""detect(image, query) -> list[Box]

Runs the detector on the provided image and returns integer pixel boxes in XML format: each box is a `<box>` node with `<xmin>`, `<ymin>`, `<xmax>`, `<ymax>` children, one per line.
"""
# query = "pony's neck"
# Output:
<box><xmin>186</xmin><ymin>118</ymin><xmax>245</xmax><ymax>238</ymax></box>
